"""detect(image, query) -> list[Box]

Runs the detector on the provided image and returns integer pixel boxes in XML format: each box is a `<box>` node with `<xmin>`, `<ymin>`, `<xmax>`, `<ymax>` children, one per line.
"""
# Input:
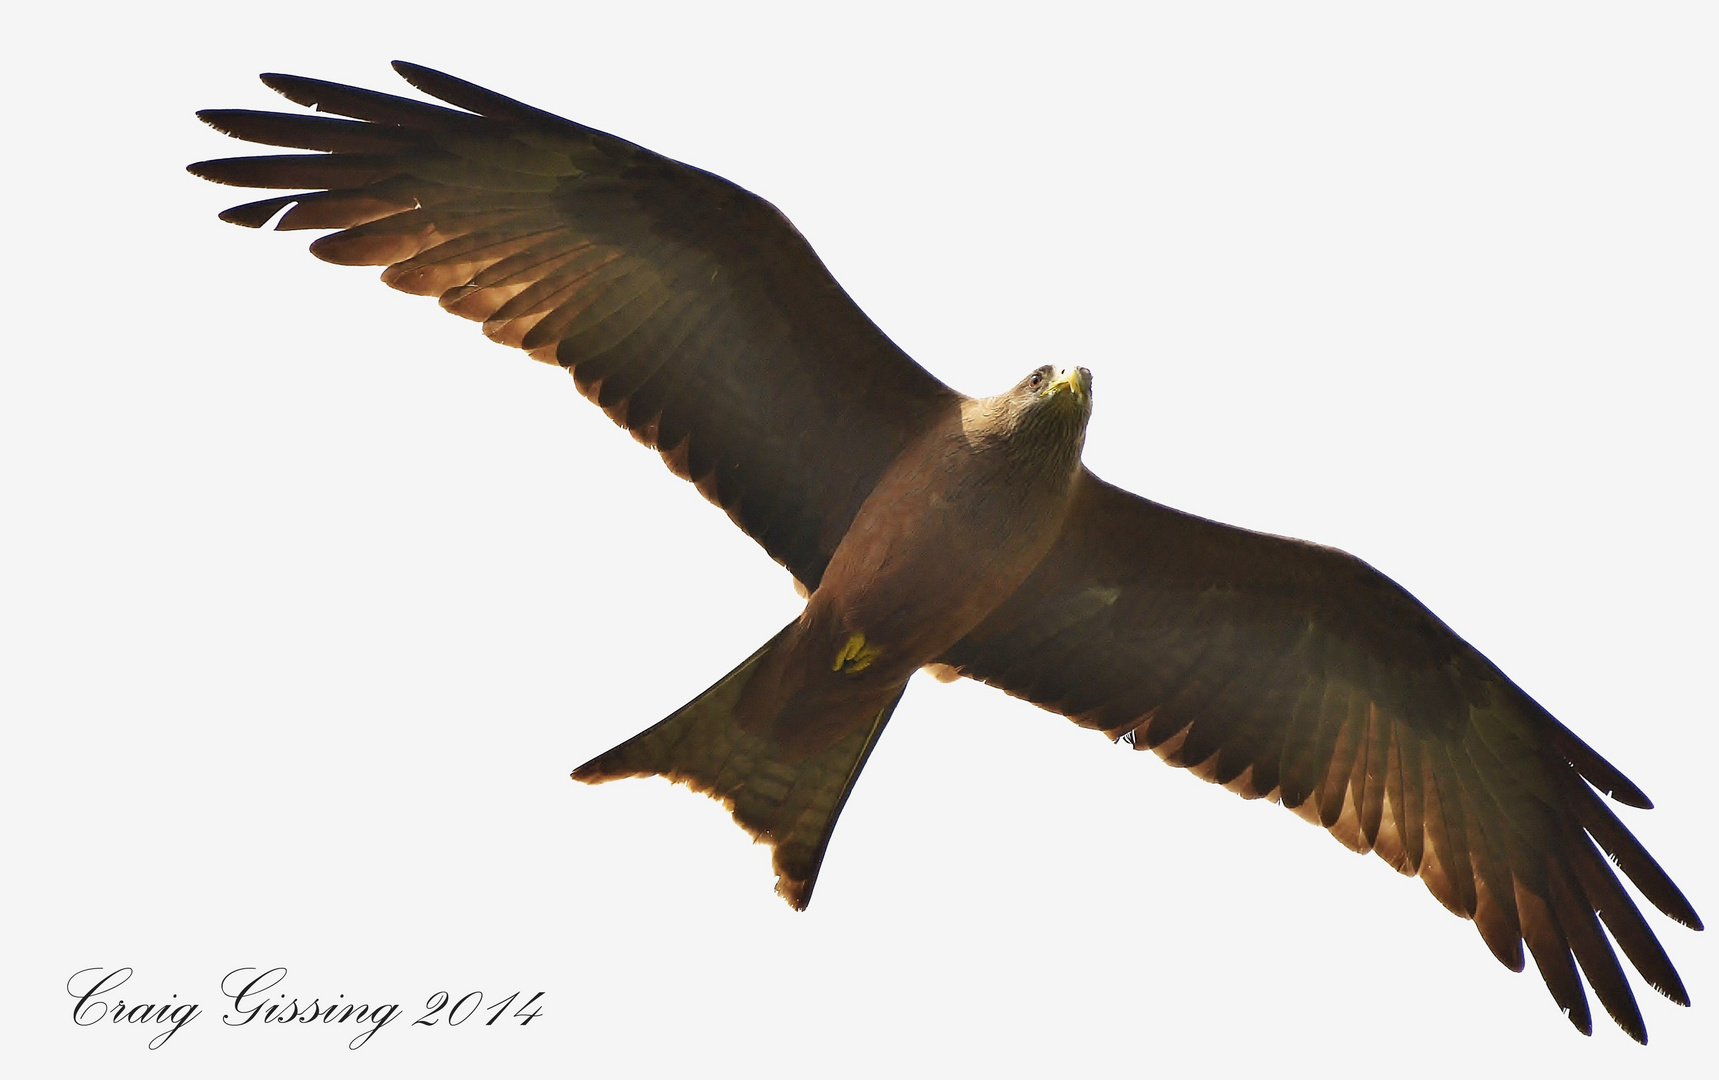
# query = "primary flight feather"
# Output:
<box><xmin>189</xmin><ymin>61</ymin><xmax>1699</xmax><ymax>1042</ymax></box>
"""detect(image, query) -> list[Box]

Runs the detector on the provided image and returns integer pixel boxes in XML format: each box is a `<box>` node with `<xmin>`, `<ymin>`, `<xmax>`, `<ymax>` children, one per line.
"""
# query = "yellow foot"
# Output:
<box><xmin>832</xmin><ymin>631</ymin><xmax>882</xmax><ymax>674</ymax></box>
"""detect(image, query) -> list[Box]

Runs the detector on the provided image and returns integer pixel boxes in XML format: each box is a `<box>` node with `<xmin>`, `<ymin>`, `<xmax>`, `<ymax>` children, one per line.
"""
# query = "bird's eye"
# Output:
<box><xmin>1029</xmin><ymin>371</ymin><xmax>1043</xmax><ymax>387</ymax></box>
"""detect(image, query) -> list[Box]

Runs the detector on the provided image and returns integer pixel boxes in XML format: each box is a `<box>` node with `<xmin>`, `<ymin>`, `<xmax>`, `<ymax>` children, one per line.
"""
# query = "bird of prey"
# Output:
<box><xmin>190</xmin><ymin>62</ymin><xmax>1698</xmax><ymax>1043</ymax></box>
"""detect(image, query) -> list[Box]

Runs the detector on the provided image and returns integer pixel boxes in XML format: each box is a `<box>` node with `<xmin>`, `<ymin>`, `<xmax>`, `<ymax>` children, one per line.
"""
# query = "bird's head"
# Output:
<box><xmin>1016</xmin><ymin>363</ymin><xmax>1093</xmax><ymax>426</ymax></box>
<box><xmin>979</xmin><ymin>364</ymin><xmax>1094</xmax><ymax>466</ymax></box>
<box><xmin>1020</xmin><ymin>364</ymin><xmax>1092</xmax><ymax>409</ymax></box>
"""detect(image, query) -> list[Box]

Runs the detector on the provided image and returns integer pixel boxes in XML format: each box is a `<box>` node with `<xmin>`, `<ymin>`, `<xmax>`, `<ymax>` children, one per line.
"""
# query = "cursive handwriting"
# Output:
<box><xmin>220</xmin><ymin>967</ymin><xmax>401</xmax><ymax>1050</ymax></box>
<box><xmin>65</xmin><ymin>966</ymin><xmax>542</xmax><ymax>1050</ymax></box>
<box><xmin>67</xmin><ymin>967</ymin><xmax>200</xmax><ymax>1049</ymax></box>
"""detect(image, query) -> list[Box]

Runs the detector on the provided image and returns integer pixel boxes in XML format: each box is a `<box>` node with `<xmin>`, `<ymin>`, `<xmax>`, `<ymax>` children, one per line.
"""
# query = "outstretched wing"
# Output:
<box><xmin>190</xmin><ymin>62</ymin><xmax>959</xmax><ymax>590</ymax></box>
<box><xmin>938</xmin><ymin>471</ymin><xmax>1700</xmax><ymax>1042</ymax></box>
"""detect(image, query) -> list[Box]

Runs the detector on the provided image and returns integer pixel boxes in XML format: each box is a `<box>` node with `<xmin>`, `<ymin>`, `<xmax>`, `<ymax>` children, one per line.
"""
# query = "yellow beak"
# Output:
<box><xmin>1046</xmin><ymin>366</ymin><xmax>1088</xmax><ymax>401</ymax></box>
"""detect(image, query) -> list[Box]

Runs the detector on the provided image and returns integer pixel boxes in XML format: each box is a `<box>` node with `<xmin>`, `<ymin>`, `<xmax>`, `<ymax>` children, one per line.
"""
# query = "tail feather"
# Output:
<box><xmin>572</xmin><ymin>627</ymin><xmax>904</xmax><ymax>909</ymax></box>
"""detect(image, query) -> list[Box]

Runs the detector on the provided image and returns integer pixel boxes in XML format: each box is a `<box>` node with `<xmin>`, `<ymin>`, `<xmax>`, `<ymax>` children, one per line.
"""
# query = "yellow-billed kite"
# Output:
<box><xmin>190</xmin><ymin>62</ymin><xmax>1698</xmax><ymax>1042</ymax></box>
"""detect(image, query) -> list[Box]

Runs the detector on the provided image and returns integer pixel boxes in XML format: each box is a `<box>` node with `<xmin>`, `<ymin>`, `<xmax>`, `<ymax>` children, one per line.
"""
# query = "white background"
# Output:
<box><xmin>5</xmin><ymin>2</ymin><xmax>1714</xmax><ymax>1076</ymax></box>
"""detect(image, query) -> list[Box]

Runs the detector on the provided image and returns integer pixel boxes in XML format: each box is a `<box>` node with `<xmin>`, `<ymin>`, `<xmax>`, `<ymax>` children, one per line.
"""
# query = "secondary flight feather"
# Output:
<box><xmin>189</xmin><ymin>61</ymin><xmax>1699</xmax><ymax>1043</ymax></box>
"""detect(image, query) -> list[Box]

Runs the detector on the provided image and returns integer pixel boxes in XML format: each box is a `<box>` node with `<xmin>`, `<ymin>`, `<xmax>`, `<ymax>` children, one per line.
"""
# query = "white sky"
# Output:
<box><xmin>5</xmin><ymin>2</ymin><xmax>1714</xmax><ymax>1076</ymax></box>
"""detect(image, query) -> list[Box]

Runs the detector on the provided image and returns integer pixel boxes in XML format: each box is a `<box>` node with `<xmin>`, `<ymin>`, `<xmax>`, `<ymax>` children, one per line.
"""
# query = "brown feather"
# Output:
<box><xmin>277</xmin><ymin>188</ymin><xmax>418</xmax><ymax>232</ymax></box>
<box><xmin>1447</xmin><ymin>744</ymin><xmax>1525</xmax><ymax>970</ymax></box>
<box><xmin>258</xmin><ymin>73</ymin><xmax>496</xmax><ymax>133</ymax></box>
<box><xmin>188</xmin><ymin>153</ymin><xmax>401</xmax><ymax>190</ymax></box>
<box><xmin>1276</xmin><ymin>674</ymin><xmax>1328</xmax><ymax>809</ymax></box>
<box><xmin>1356</xmin><ymin>702</ymin><xmax>1389</xmax><ymax>849</ymax></box>
<box><xmin>1548</xmin><ymin>859</ymin><xmax>1645</xmax><ymax>1042</ymax></box>
<box><xmin>196</xmin><ymin>109</ymin><xmax>417</xmax><ymax>153</ymax></box>
<box><xmin>391</xmin><ymin>61</ymin><xmax>576</xmax><ymax>130</ymax></box>
<box><xmin>1517</xmin><ymin>881</ymin><xmax>1593</xmax><ymax>1035</ymax></box>
<box><xmin>1316</xmin><ymin>684</ymin><xmax>1364</xmax><ymax>829</ymax></box>
<box><xmin>1567</xmin><ymin>779</ymin><xmax>1702</xmax><ymax>929</ymax></box>
<box><xmin>381</xmin><ymin>228</ymin><xmax>563</xmax><ymax>296</ymax></box>
<box><xmin>1565</xmin><ymin>828</ymin><xmax>1689</xmax><ymax>1005</ymax></box>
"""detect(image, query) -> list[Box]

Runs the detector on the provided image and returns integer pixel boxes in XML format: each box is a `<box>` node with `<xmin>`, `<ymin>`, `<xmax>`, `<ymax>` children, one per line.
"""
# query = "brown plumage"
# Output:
<box><xmin>189</xmin><ymin>62</ymin><xmax>1699</xmax><ymax>1042</ymax></box>
<box><xmin>578</xmin><ymin>367</ymin><xmax>1093</xmax><ymax>906</ymax></box>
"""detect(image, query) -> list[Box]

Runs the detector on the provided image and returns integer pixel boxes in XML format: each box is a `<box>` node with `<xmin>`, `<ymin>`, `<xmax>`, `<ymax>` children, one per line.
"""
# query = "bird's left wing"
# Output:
<box><xmin>937</xmin><ymin>471</ymin><xmax>1699</xmax><ymax>1042</ymax></box>
<box><xmin>190</xmin><ymin>63</ymin><xmax>959</xmax><ymax>591</ymax></box>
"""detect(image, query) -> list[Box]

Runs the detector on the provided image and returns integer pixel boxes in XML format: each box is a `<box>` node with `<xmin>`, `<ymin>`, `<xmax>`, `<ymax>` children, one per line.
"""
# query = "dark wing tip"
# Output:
<box><xmin>1605</xmin><ymin>780</ymin><xmax>1654</xmax><ymax>811</ymax></box>
<box><xmin>185</xmin><ymin>158</ymin><xmax>243</xmax><ymax>185</ymax></box>
<box><xmin>257</xmin><ymin>72</ymin><xmax>364</xmax><ymax>111</ymax></box>
<box><xmin>389</xmin><ymin>59</ymin><xmax>575</xmax><ymax>132</ymax></box>
<box><xmin>1547</xmin><ymin>715</ymin><xmax>1654</xmax><ymax>809</ymax></box>
<box><xmin>386</xmin><ymin>60</ymin><xmax>499</xmax><ymax>112</ymax></box>
<box><xmin>186</xmin><ymin>159</ymin><xmax>287</xmax><ymax>227</ymax></box>
<box><xmin>255</xmin><ymin>71</ymin><xmax>382</xmax><ymax>113</ymax></box>
<box><xmin>390</xmin><ymin>59</ymin><xmax>443</xmax><ymax>83</ymax></box>
<box><xmin>257</xmin><ymin>71</ymin><xmax>303</xmax><ymax>98</ymax></box>
<box><xmin>216</xmin><ymin>195</ymin><xmax>299</xmax><ymax>228</ymax></box>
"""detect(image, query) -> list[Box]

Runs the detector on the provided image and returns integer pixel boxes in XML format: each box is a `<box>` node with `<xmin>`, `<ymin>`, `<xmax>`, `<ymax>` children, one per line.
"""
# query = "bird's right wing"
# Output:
<box><xmin>190</xmin><ymin>62</ymin><xmax>960</xmax><ymax>590</ymax></box>
<box><xmin>939</xmin><ymin>471</ymin><xmax>1700</xmax><ymax>1042</ymax></box>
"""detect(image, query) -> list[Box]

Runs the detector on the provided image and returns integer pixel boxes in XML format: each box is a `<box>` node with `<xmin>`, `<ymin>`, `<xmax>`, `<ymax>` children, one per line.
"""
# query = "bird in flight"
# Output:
<box><xmin>190</xmin><ymin>62</ymin><xmax>1698</xmax><ymax>1043</ymax></box>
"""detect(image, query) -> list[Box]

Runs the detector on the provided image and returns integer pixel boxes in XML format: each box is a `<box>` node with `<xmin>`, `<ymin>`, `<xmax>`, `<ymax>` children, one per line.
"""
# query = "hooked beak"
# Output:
<box><xmin>1046</xmin><ymin>366</ymin><xmax>1089</xmax><ymax>402</ymax></box>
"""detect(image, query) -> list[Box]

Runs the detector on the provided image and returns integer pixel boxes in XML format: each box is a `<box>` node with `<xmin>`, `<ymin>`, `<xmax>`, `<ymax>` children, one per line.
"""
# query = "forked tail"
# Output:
<box><xmin>571</xmin><ymin>627</ymin><xmax>904</xmax><ymax>909</ymax></box>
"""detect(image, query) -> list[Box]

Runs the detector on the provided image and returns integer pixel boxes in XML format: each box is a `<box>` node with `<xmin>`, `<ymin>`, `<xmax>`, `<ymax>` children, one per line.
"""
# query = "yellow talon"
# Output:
<box><xmin>833</xmin><ymin>631</ymin><xmax>881</xmax><ymax>674</ymax></box>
